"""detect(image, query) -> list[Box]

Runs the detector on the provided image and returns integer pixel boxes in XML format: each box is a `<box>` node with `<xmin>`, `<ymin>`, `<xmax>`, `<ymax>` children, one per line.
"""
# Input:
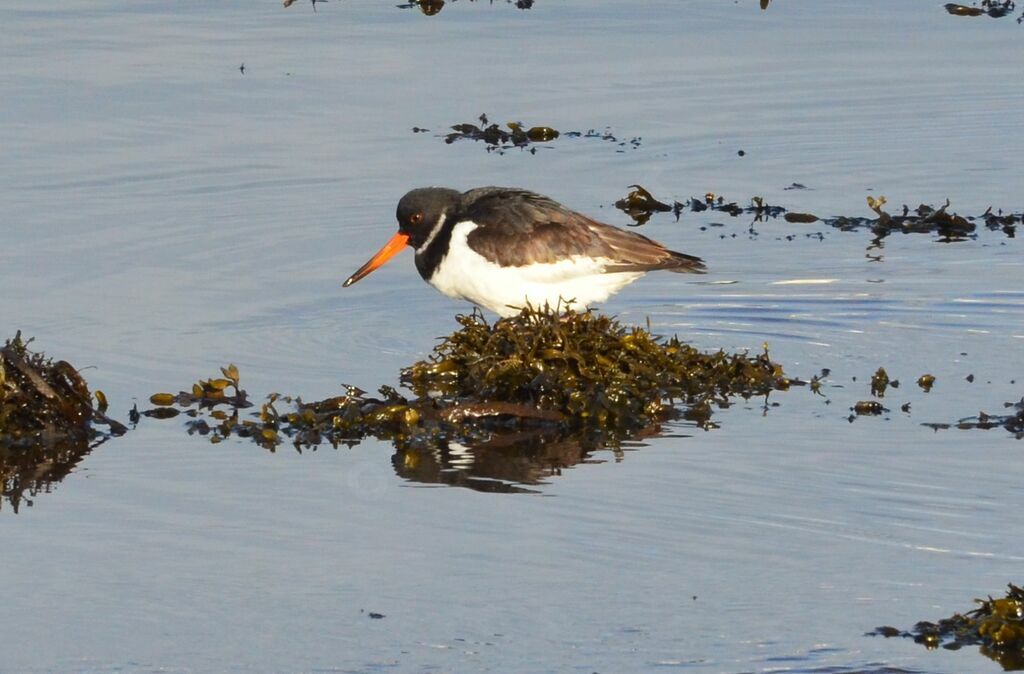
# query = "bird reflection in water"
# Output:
<box><xmin>390</xmin><ymin>425</ymin><xmax>667</xmax><ymax>493</ymax></box>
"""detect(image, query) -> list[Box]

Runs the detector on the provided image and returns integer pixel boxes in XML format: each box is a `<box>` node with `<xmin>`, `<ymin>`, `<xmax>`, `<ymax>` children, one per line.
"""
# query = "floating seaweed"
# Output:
<box><xmin>647</xmin><ymin>190</ymin><xmax>1019</xmax><ymax>244</ymax></box>
<box><xmin>870</xmin><ymin>367</ymin><xmax>897</xmax><ymax>398</ymax></box>
<box><xmin>1</xmin><ymin>333</ymin><xmax>126</xmax><ymax>512</ymax></box>
<box><xmin>945</xmin><ymin>1</ymin><xmax>1022</xmax><ymax>21</ymax></box>
<box><xmin>434</xmin><ymin>114</ymin><xmax>638</xmax><ymax>154</ymax></box>
<box><xmin>681</xmin><ymin>193</ymin><xmax>788</xmax><ymax>221</ymax></box>
<box><xmin>924</xmin><ymin>398</ymin><xmax>1024</xmax><ymax>438</ymax></box>
<box><xmin>142</xmin><ymin>307</ymin><xmax>792</xmax><ymax>484</ymax></box>
<box><xmin>442</xmin><ymin>115</ymin><xmax>559</xmax><ymax>153</ymax></box>
<box><xmin>396</xmin><ymin>0</ymin><xmax>535</xmax><ymax>14</ymax></box>
<box><xmin>851</xmin><ymin>400</ymin><xmax>886</xmax><ymax>417</ymax></box>
<box><xmin>564</xmin><ymin>128</ymin><xmax>642</xmax><ymax>152</ymax></box>
<box><xmin>612</xmin><ymin>190</ymin><xmax>790</xmax><ymax>228</ymax></box>
<box><xmin>783</xmin><ymin>211</ymin><xmax>819</xmax><ymax>223</ymax></box>
<box><xmin>148</xmin><ymin>364</ymin><xmax>249</xmax><ymax>413</ymax></box>
<box><xmin>870</xmin><ymin>583</ymin><xmax>1024</xmax><ymax>670</ymax></box>
<box><xmin>614</xmin><ymin>185</ymin><xmax>674</xmax><ymax>225</ymax></box>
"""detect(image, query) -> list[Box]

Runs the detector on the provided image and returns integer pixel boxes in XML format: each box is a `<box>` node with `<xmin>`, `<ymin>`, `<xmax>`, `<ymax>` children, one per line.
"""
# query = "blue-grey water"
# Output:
<box><xmin>2</xmin><ymin>1</ymin><xmax>1023</xmax><ymax>672</ymax></box>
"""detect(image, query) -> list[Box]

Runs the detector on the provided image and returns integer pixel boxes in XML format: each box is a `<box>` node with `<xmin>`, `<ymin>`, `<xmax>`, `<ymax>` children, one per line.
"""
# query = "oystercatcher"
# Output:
<box><xmin>343</xmin><ymin>186</ymin><xmax>706</xmax><ymax>317</ymax></box>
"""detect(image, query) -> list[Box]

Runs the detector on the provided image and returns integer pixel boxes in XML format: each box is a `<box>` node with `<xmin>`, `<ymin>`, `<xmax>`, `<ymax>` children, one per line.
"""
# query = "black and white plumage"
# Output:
<box><xmin>343</xmin><ymin>186</ymin><xmax>706</xmax><ymax>317</ymax></box>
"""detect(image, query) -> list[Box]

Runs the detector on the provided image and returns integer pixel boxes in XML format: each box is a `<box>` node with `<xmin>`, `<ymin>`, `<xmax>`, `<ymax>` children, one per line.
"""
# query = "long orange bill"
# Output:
<box><xmin>342</xmin><ymin>231</ymin><xmax>410</xmax><ymax>287</ymax></box>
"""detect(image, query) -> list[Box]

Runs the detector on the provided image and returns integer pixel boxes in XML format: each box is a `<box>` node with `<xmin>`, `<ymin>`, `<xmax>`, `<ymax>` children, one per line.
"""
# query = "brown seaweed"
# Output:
<box><xmin>945</xmin><ymin>1</ymin><xmax>1022</xmax><ymax>21</ymax></box>
<box><xmin>870</xmin><ymin>583</ymin><xmax>1024</xmax><ymax>670</ymax></box>
<box><xmin>1</xmin><ymin>333</ymin><xmax>126</xmax><ymax>512</ymax></box>
<box><xmin>434</xmin><ymin>114</ymin><xmax>637</xmax><ymax>154</ymax></box>
<box><xmin>924</xmin><ymin>398</ymin><xmax>1024</xmax><ymax>438</ymax></box>
<box><xmin>142</xmin><ymin>307</ymin><xmax>791</xmax><ymax>469</ymax></box>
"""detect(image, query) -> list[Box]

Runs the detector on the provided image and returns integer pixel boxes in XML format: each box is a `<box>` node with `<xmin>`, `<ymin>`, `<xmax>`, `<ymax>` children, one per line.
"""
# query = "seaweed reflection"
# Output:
<box><xmin>0</xmin><ymin>437</ymin><xmax>96</xmax><ymax>513</ymax></box>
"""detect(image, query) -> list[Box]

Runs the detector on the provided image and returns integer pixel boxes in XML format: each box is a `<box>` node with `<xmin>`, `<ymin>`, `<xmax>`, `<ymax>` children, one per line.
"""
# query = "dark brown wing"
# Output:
<box><xmin>461</xmin><ymin>187</ymin><xmax>706</xmax><ymax>273</ymax></box>
<box><xmin>589</xmin><ymin>220</ymin><xmax>707</xmax><ymax>274</ymax></box>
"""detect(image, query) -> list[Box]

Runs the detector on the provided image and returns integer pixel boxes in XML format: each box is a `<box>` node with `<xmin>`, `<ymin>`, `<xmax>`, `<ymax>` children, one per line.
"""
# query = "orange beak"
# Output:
<box><xmin>342</xmin><ymin>231</ymin><xmax>410</xmax><ymax>287</ymax></box>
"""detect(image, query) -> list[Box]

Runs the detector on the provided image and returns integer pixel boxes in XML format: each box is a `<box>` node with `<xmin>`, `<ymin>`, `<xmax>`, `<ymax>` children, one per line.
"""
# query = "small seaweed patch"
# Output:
<box><xmin>612</xmin><ymin>188</ymin><xmax>787</xmax><ymax>226</ymax></box>
<box><xmin>870</xmin><ymin>583</ymin><xmax>1024</xmax><ymax>669</ymax></box>
<box><xmin>1</xmin><ymin>333</ymin><xmax>125</xmax><ymax>446</ymax></box>
<box><xmin>143</xmin><ymin>307</ymin><xmax>791</xmax><ymax>455</ymax></box>
<box><xmin>1</xmin><ymin>333</ymin><xmax>126</xmax><ymax>512</ymax></box>
<box><xmin>614</xmin><ymin>185</ymin><xmax>674</xmax><ymax>226</ymax></box>
<box><xmin>396</xmin><ymin>0</ymin><xmax>535</xmax><ymax>14</ymax></box>
<box><xmin>924</xmin><ymin>397</ymin><xmax>1024</xmax><ymax>438</ymax></box>
<box><xmin>432</xmin><ymin>114</ymin><xmax>638</xmax><ymax>154</ymax></box>
<box><xmin>945</xmin><ymin>1</ymin><xmax>1022</xmax><ymax>21</ymax></box>
<box><xmin>440</xmin><ymin>113</ymin><xmax>558</xmax><ymax>153</ymax></box>
<box><xmin>147</xmin><ymin>364</ymin><xmax>250</xmax><ymax>416</ymax></box>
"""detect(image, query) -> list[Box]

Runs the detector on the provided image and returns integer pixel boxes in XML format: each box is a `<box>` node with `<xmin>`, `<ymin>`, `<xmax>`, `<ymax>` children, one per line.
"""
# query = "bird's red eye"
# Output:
<box><xmin>410</xmin><ymin>213</ymin><xmax>423</xmax><ymax>225</ymax></box>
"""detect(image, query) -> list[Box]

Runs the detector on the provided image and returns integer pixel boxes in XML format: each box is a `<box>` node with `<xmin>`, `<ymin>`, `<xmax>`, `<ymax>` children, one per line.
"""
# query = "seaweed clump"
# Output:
<box><xmin>401</xmin><ymin>307</ymin><xmax>789</xmax><ymax>432</ymax></box>
<box><xmin>924</xmin><ymin>397</ymin><xmax>1024</xmax><ymax>438</ymax></box>
<box><xmin>870</xmin><ymin>583</ymin><xmax>1024</xmax><ymax>669</ymax></box>
<box><xmin>144</xmin><ymin>306</ymin><xmax>790</xmax><ymax>454</ymax></box>
<box><xmin>623</xmin><ymin>187</ymin><xmax>1019</xmax><ymax>245</ymax></box>
<box><xmin>431</xmin><ymin>113</ymin><xmax>639</xmax><ymax>155</ymax></box>
<box><xmin>396</xmin><ymin>0</ymin><xmax>535</xmax><ymax>15</ymax></box>
<box><xmin>945</xmin><ymin>1</ymin><xmax>1022</xmax><ymax>20</ymax></box>
<box><xmin>1</xmin><ymin>333</ymin><xmax>125</xmax><ymax>511</ymax></box>
<box><xmin>1</xmin><ymin>333</ymin><xmax>124</xmax><ymax>445</ymax></box>
<box><xmin>443</xmin><ymin>114</ymin><xmax>560</xmax><ymax>153</ymax></box>
<box><xmin>614</xmin><ymin>185</ymin><xmax>674</xmax><ymax>226</ymax></box>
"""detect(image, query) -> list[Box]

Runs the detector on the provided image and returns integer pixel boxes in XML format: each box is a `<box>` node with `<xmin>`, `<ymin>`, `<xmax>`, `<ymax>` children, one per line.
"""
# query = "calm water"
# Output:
<box><xmin>2</xmin><ymin>1</ymin><xmax>1023</xmax><ymax>672</ymax></box>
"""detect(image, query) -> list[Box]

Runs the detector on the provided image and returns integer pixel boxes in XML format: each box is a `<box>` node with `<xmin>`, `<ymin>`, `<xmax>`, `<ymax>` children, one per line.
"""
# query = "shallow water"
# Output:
<box><xmin>2</xmin><ymin>1</ymin><xmax>1024</xmax><ymax>672</ymax></box>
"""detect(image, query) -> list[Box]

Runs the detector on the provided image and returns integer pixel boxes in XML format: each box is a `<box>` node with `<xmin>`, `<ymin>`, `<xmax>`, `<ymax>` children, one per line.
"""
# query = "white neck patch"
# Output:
<box><xmin>415</xmin><ymin>211</ymin><xmax>448</xmax><ymax>257</ymax></box>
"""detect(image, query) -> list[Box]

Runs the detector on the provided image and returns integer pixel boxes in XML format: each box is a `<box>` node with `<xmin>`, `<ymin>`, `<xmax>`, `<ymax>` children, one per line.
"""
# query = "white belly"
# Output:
<box><xmin>423</xmin><ymin>221</ymin><xmax>644</xmax><ymax>317</ymax></box>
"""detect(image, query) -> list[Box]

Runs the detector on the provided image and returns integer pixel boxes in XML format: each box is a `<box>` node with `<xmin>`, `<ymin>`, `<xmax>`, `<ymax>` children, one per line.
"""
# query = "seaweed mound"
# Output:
<box><xmin>401</xmin><ymin>307</ymin><xmax>788</xmax><ymax>432</ymax></box>
<box><xmin>1</xmin><ymin>333</ymin><xmax>123</xmax><ymax>446</ymax></box>
<box><xmin>1</xmin><ymin>333</ymin><xmax>125</xmax><ymax>511</ymax></box>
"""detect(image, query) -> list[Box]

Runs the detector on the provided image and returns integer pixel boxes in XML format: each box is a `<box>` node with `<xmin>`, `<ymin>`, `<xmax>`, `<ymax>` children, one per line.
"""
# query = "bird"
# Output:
<box><xmin>342</xmin><ymin>186</ymin><xmax>706</xmax><ymax>317</ymax></box>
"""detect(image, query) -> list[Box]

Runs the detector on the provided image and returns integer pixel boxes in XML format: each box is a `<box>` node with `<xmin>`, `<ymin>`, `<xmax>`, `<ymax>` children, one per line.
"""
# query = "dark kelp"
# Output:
<box><xmin>870</xmin><ymin>583</ymin><xmax>1024</xmax><ymax>670</ymax></box>
<box><xmin>614</xmin><ymin>185</ymin><xmax>674</xmax><ymax>226</ymax></box>
<box><xmin>945</xmin><ymin>1</ymin><xmax>1023</xmax><ymax>21</ymax></box>
<box><xmin>433</xmin><ymin>114</ymin><xmax>637</xmax><ymax>154</ymax></box>
<box><xmin>400</xmin><ymin>307</ymin><xmax>790</xmax><ymax>431</ymax></box>
<box><xmin>396</xmin><ymin>0</ymin><xmax>535</xmax><ymax>14</ymax></box>
<box><xmin>142</xmin><ymin>306</ymin><xmax>791</xmax><ymax>461</ymax></box>
<box><xmin>924</xmin><ymin>398</ymin><xmax>1024</xmax><ymax>438</ymax></box>
<box><xmin>0</xmin><ymin>333</ymin><xmax>126</xmax><ymax>512</ymax></box>
<box><xmin>636</xmin><ymin>190</ymin><xmax>1018</xmax><ymax>244</ymax></box>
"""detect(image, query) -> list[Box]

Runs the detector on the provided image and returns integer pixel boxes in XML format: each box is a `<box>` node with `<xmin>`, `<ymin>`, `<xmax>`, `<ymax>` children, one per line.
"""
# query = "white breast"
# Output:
<box><xmin>422</xmin><ymin>220</ymin><xmax>644</xmax><ymax>317</ymax></box>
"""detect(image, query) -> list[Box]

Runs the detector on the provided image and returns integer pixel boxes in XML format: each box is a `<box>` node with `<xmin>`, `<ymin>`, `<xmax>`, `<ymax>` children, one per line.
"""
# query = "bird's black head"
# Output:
<box><xmin>396</xmin><ymin>187</ymin><xmax>462</xmax><ymax>249</ymax></box>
